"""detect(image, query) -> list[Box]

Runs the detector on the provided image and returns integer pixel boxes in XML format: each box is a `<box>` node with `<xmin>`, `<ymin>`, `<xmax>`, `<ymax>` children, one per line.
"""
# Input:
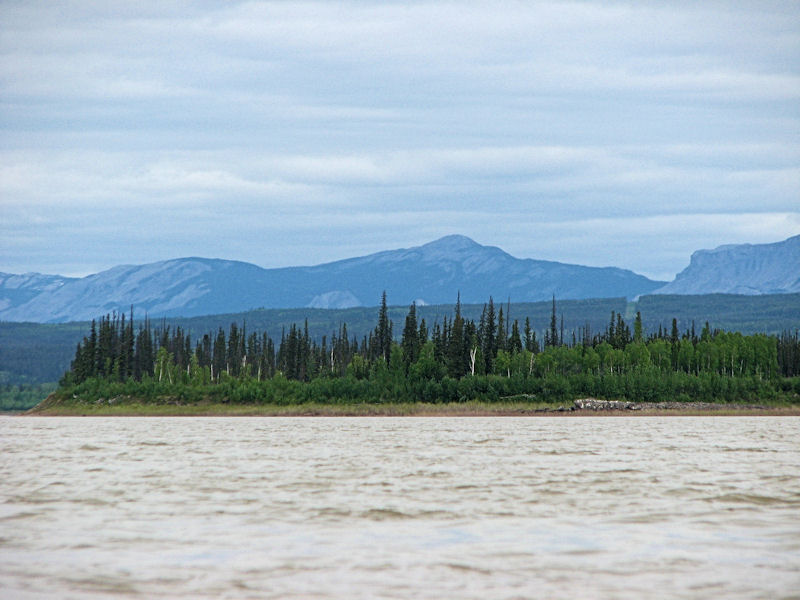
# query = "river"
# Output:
<box><xmin>1</xmin><ymin>416</ymin><xmax>798</xmax><ymax>599</ymax></box>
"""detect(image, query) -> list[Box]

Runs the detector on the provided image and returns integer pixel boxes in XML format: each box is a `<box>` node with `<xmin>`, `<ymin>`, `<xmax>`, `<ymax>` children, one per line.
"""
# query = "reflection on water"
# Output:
<box><xmin>1</xmin><ymin>416</ymin><xmax>799</xmax><ymax>599</ymax></box>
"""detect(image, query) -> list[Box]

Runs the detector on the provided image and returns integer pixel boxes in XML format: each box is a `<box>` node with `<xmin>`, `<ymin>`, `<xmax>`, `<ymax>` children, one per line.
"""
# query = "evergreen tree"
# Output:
<box><xmin>432</xmin><ymin>322</ymin><xmax>444</xmax><ymax>365</ymax></box>
<box><xmin>135</xmin><ymin>318</ymin><xmax>154</xmax><ymax>379</ymax></box>
<box><xmin>496</xmin><ymin>305</ymin><xmax>507</xmax><ymax>353</ymax></box>
<box><xmin>607</xmin><ymin>311</ymin><xmax>616</xmax><ymax>348</ymax></box>
<box><xmin>447</xmin><ymin>294</ymin><xmax>466</xmax><ymax>378</ymax></box>
<box><xmin>524</xmin><ymin>317</ymin><xmax>533</xmax><ymax>352</ymax></box>
<box><xmin>509</xmin><ymin>320</ymin><xmax>523</xmax><ymax>354</ymax></box>
<box><xmin>87</xmin><ymin>320</ymin><xmax>97</xmax><ymax>378</ymax></box>
<box><xmin>418</xmin><ymin>318</ymin><xmax>428</xmax><ymax>345</ymax></box>
<box><xmin>401</xmin><ymin>302</ymin><xmax>420</xmax><ymax>371</ymax></box>
<box><xmin>227</xmin><ymin>323</ymin><xmax>240</xmax><ymax>376</ymax></box>
<box><xmin>375</xmin><ymin>291</ymin><xmax>392</xmax><ymax>363</ymax></box>
<box><xmin>478</xmin><ymin>304</ymin><xmax>487</xmax><ymax>351</ymax></box>
<box><xmin>633</xmin><ymin>311</ymin><xmax>643</xmax><ymax>343</ymax></box>
<box><xmin>670</xmin><ymin>318</ymin><xmax>680</xmax><ymax>369</ymax></box>
<box><xmin>614</xmin><ymin>313</ymin><xmax>630</xmax><ymax>349</ymax></box>
<box><xmin>483</xmin><ymin>297</ymin><xmax>497</xmax><ymax>374</ymax></box>
<box><xmin>549</xmin><ymin>296</ymin><xmax>559</xmax><ymax>348</ymax></box>
<box><xmin>212</xmin><ymin>327</ymin><xmax>226</xmax><ymax>381</ymax></box>
<box><xmin>530</xmin><ymin>330</ymin><xmax>540</xmax><ymax>354</ymax></box>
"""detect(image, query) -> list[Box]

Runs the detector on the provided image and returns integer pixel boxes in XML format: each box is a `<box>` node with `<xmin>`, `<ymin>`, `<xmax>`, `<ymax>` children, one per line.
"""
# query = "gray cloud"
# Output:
<box><xmin>1</xmin><ymin>1</ymin><xmax>798</xmax><ymax>281</ymax></box>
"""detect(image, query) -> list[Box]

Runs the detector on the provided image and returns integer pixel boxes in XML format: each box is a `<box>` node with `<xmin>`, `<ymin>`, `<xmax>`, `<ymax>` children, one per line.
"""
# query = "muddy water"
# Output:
<box><xmin>1</xmin><ymin>416</ymin><xmax>799</xmax><ymax>599</ymax></box>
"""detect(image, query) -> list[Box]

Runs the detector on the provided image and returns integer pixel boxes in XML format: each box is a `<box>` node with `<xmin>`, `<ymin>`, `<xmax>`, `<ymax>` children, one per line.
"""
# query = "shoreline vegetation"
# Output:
<box><xmin>30</xmin><ymin>292</ymin><xmax>800</xmax><ymax>416</ymax></box>
<box><xmin>26</xmin><ymin>399</ymin><xmax>800</xmax><ymax>417</ymax></box>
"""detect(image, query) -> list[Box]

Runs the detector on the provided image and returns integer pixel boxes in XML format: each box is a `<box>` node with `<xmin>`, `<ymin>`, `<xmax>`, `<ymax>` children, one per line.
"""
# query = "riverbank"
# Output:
<box><xmin>26</xmin><ymin>398</ymin><xmax>800</xmax><ymax>417</ymax></box>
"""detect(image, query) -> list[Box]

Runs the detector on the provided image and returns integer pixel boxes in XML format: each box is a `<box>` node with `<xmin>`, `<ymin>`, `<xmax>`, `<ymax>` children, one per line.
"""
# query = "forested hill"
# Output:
<box><xmin>2</xmin><ymin>293</ymin><xmax>799</xmax><ymax>387</ymax></box>
<box><xmin>636</xmin><ymin>294</ymin><xmax>800</xmax><ymax>334</ymax></box>
<box><xmin>43</xmin><ymin>291</ymin><xmax>800</xmax><ymax>413</ymax></box>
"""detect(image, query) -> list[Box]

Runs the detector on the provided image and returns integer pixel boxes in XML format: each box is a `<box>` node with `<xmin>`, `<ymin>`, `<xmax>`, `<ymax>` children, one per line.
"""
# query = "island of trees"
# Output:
<box><xmin>44</xmin><ymin>293</ymin><xmax>800</xmax><ymax>412</ymax></box>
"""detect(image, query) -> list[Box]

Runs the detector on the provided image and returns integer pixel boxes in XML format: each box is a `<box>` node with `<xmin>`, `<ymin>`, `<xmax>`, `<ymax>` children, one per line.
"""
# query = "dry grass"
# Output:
<box><xmin>26</xmin><ymin>400</ymin><xmax>800</xmax><ymax>417</ymax></box>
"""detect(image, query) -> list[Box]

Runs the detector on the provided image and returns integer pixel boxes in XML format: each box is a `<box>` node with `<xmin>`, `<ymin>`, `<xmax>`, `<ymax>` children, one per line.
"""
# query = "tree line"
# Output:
<box><xmin>60</xmin><ymin>294</ymin><xmax>800</xmax><ymax>405</ymax></box>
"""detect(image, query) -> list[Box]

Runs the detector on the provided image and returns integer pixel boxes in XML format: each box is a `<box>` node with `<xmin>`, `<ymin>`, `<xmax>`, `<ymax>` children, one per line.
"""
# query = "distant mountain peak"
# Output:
<box><xmin>654</xmin><ymin>235</ymin><xmax>800</xmax><ymax>296</ymax></box>
<box><xmin>414</xmin><ymin>235</ymin><xmax>508</xmax><ymax>264</ymax></box>
<box><xmin>421</xmin><ymin>234</ymin><xmax>482</xmax><ymax>250</ymax></box>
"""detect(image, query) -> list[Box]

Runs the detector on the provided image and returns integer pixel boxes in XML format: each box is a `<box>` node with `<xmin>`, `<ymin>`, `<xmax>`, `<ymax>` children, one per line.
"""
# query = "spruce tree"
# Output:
<box><xmin>478</xmin><ymin>304</ymin><xmax>487</xmax><ymax>351</ymax></box>
<box><xmin>509</xmin><ymin>320</ymin><xmax>523</xmax><ymax>354</ymax></box>
<box><xmin>483</xmin><ymin>297</ymin><xmax>497</xmax><ymax>374</ymax></box>
<box><xmin>418</xmin><ymin>318</ymin><xmax>428</xmax><ymax>345</ymax></box>
<box><xmin>496</xmin><ymin>305</ymin><xmax>506</xmax><ymax>353</ymax></box>
<box><xmin>401</xmin><ymin>302</ymin><xmax>420</xmax><ymax>370</ymax></box>
<box><xmin>212</xmin><ymin>327</ymin><xmax>226</xmax><ymax>381</ymax></box>
<box><xmin>607</xmin><ymin>311</ymin><xmax>616</xmax><ymax>348</ymax></box>
<box><xmin>375</xmin><ymin>291</ymin><xmax>392</xmax><ymax>362</ymax></box>
<box><xmin>633</xmin><ymin>311</ymin><xmax>643</xmax><ymax>343</ymax></box>
<box><xmin>549</xmin><ymin>297</ymin><xmax>559</xmax><ymax>348</ymax></box>
<box><xmin>87</xmin><ymin>320</ymin><xmax>97</xmax><ymax>378</ymax></box>
<box><xmin>524</xmin><ymin>317</ymin><xmax>533</xmax><ymax>352</ymax></box>
<box><xmin>447</xmin><ymin>294</ymin><xmax>466</xmax><ymax>378</ymax></box>
<box><xmin>670</xmin><ymin>318</ymin><xmax>680</xmax><ymax>369</ymax></box>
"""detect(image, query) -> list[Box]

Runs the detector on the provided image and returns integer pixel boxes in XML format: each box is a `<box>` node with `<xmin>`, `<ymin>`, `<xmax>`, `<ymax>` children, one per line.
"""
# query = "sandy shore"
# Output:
<box><xmin>25</xmin><ymin>400</ymin><xmax>800</xmax><ymax>417</ymax></box>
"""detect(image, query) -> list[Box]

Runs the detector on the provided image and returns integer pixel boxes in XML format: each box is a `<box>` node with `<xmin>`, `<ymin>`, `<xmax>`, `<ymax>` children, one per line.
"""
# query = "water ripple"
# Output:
<box><xmin>1</xmin><ymin>415</ymin><xmax>798</xmax><ymax>599</ymax></box>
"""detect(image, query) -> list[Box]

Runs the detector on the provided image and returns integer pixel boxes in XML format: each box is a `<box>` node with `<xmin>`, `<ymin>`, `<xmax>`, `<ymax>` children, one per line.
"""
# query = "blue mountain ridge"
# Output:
<box><xmin>1</xmin><ymin>234</ymin><xmax>795</xmax><ymax>323</ymax></box>
<box><xmin>653</xmin><ymin>234</ymin><xmax>800</xmax><ymax>296</ymax></box>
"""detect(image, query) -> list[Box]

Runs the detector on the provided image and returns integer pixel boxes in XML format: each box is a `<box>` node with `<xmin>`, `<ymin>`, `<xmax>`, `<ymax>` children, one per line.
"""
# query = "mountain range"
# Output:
<box><xmin>654</xmin><ymin>234</ymin><xmax>800</xmax><ymax>296</ymax></box>
<box><xmin>1</xmin><ymin>234</ymin><xmax>797</xmax><ymax>323</ymax></box>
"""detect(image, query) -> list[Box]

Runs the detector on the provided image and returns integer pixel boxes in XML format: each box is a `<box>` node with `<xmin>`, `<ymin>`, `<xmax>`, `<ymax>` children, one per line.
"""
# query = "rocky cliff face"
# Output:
<box><xmin>0</xmin><ymin>235</ymin><xmax>667</xmax><ymax>322</ymax></box>
<box><xmin>653</xmin><ymin>235</ymin><xmax>800</xmax><ymax>296</ymax></box>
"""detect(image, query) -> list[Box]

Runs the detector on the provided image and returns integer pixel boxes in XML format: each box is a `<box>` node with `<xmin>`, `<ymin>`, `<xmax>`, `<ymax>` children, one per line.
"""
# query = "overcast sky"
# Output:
<box><xmin>1</xmin><ymin>1</ymin><xmax>798</xmax><ymax>281</ymax></box>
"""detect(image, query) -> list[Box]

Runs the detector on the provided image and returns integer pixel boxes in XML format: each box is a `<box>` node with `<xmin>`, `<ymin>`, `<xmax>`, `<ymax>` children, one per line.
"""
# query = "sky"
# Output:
<box><xmin>1</xmin><ymin>1</ymin><xmax>799</xmax><ymax>282</ymax></box>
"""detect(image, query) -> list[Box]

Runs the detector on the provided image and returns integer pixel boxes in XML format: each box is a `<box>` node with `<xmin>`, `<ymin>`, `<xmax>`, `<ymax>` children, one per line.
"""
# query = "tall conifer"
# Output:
<box><xmin>401</xmin><ymin>302</ymin><xmax>420</xmax><ymax>370</ymax></box>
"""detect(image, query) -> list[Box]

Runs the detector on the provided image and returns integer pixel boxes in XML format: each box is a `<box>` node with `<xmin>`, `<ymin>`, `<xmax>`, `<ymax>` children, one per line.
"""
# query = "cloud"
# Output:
<box><xmin>1</xmin><ymin>1</ymin><xmax>798</xmax><ymax>279</ymax></box>
<box><xmin>4</xmin><ymin>142</ymin><xmax>796</xmax><ymax>213</ymax></box>
<box><xmin>507</xmin><ymin>212</ymin><xmax>800</xmax><ymax>281</ymax></box>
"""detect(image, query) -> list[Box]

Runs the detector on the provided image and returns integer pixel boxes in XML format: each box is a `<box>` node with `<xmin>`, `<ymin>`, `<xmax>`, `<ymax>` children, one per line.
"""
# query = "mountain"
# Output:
<box><xmin>0</xmin><ymin>259</ymin><xmax>276</xmax><ymax>324</ymax></box>
<box><xmin>653</xmin><ymin>235</ymin><xmax>800</xmax><ymax>296</ymax></box>
<box><xmin>0</xmin><ymin>272</ymin><xmax>76</xmax><ymax>314</ymax></box>
<box><xmin>0</xmin><ymin>235</ymin><xmax>665</xmax><ymax>323</ymax></box>
<box><xmin>294</xmin><ymin>235</ymin><xmax>664</xmax><ymax>308</ymax></box>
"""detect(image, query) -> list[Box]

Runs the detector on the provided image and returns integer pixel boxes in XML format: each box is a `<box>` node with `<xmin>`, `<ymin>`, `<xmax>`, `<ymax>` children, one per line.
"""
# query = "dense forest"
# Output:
<box><xmin>0</xmin><ymin>380</ymin><xmax>56</xmax><ymax>412</ymax></box>
<box><xmin>48</xmin><ymin>293</ymin><xmax>800</xmax><ymax>409</ymax></box>
<box><xmin>4</xmin><ymin>293</ymin><xmax>799</xmax><ymax>387</ymax></box>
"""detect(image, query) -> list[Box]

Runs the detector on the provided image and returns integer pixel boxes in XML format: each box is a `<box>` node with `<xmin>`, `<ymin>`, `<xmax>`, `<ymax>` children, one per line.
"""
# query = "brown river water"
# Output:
<box><xmin>1</xmin><ymin>416</ymin><xmax>799</xmax><ymax>599</ymax></box>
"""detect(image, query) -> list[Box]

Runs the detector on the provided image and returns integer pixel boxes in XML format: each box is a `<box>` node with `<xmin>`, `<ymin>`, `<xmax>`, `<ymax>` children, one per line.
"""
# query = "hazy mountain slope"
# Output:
<box><xmin>0</xmin><ymin>258</ymin><xmax>282</xmax><ymax>323</ymax></box>
<box><xmin>0</xmin><ymin>235</ymin><xmax>665</xmax><ymax>323</ymax></box>
<box><xmin>0</xmin><ymin>272</ymin><xmax>76</xmax><ymax>314</ymax></box>
<box><xmin>653</xmin><ymin>235</ymin><xmax>800</xmax><ymax>295</ymax></box>
<box><xmin>292</xmin><ymin>235</ymin><xmax>663</xmax><ymax>307</ymax></box>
